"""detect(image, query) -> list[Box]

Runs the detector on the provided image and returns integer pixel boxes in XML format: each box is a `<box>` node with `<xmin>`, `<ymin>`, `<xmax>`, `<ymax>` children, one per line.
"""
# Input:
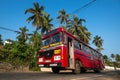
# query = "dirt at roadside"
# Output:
<box><xmin>105</xmin><ymin>70</ymin><xmax>120</xmax><ymax>80</ymax></box>
<box><xmin>0</xmin><ymin>62</ymin><xmax>14</xmax><ymax>72</ymax></box>
<box><xmin>115</xmin><ymin>71</ymin><xmax>120</xmax><ymax>79</ymax></box>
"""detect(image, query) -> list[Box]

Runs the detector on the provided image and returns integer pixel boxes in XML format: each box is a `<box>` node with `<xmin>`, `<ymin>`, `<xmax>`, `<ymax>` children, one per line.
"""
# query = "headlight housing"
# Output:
<box><xmin>39</xmin><ymin>58</ymin><xmax>43</xmax><ymax>62</ymax></box>
<box><xmin>54</xmin><ymin>49</ymin><xmax>61</xmax><ymax>54</ymax></box>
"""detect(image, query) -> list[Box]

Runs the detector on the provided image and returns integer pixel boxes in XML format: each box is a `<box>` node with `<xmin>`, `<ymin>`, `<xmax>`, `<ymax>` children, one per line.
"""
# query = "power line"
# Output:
<box><xmin>54</xmin><ymin>0</ymin><xmax>96</xmax><ymax>27</ymax></box>
<box><xmin>0</xmin><ymin>26</ymin><xmax>24</xmax><ymax>34</ymax></box>
<box><xmin>66</xmin><ymin>0</ymin><xmax>96</xmax><ymax>27</ymax></box>
<box><xmin>0</xmin><ymin>26</ymin><xmax>17</xmax><ymax>32</ymax></box>
<box><xmin>71</xmin><ymin>0</ymin><xmax>96</xmax><ymax>15</ymax></box>
<box><xmin>0</xmin><ymin>26</ymin><xmax>32</xmax><ymax>36</ymax></box>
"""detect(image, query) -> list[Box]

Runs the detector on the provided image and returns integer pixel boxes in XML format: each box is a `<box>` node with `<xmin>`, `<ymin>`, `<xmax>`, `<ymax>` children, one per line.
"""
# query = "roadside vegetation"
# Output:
<box><xmin>0</xmin><ymin>2</ymin><xmax>119</xmax><ymax>71</ymax></box>
<box><xmin>103</xmin><ymin>54</ymin><xmax>120</xmax><ymax>70</ymax></box>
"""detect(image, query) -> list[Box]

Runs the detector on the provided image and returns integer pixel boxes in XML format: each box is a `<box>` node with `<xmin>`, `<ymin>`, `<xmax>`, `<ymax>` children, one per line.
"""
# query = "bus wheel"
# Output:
<box><xmin>81</xmin><ymin>67</ymin><xmax>87</xmax><ymax>73</ymax></box>
<box><xmin>94</xmin><ymin>67</ymin><xmax>101</xmax><ymax>73</ymax></box>
<box><xmin>52</xmin><ymin>67</ymin><xmax>60</xmax><ymax>74</ymax></box>
<box><xmin>73</xmin><ymin>60</ymin><xmax>81</xmax><ymax>74</ymax></box>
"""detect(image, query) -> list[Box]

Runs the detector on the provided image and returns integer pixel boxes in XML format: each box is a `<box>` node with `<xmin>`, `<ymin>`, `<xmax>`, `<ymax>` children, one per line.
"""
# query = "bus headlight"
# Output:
<box><xmin>54</xmin><ymin>49</ymin><xmax>61</xmax><ymax>54</ymax></box>
<box><xmin>39</xmin><ymin>58</ymin><xmax>43</xmax><ymax>62</ymax></box>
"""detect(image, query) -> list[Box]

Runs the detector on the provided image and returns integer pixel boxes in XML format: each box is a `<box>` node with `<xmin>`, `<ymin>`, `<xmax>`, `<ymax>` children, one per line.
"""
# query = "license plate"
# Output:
<box><xmin>45</xmin><ymin>60</ymin><xmax>51</xmax><ymax>62</ymax></box>
<box><xmin>54</xmin><ymin>56</ymin><xmax>61</xmax><ymax>60</ymax></box>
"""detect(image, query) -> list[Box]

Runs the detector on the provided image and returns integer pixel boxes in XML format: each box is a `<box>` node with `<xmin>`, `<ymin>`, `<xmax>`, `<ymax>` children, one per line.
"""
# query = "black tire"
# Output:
<box><xmin>73</xmin><ymin>60</ymin><xmax>81</xmax><ymax>74</ymax></box>
<box><xmin>94</xmin><ymin>67</ymin><xmax>101</xmax><ymax>73</ymax></box>
<box><xmin>52</xmin><ymin>67</ymin><xmax>60</xmax><ymax>74</ymax></box>
<box><xmin>81</xmin><ymin>67</ymin><xmax>87</xmax><ymax>73</ymax></box>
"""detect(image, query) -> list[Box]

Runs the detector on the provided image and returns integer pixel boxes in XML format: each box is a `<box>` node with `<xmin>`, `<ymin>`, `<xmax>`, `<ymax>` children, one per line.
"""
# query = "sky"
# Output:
<box><xmin>0</xmin><ymin>0</ymin><xmax>120</xmax><ymax>57</ymax></box>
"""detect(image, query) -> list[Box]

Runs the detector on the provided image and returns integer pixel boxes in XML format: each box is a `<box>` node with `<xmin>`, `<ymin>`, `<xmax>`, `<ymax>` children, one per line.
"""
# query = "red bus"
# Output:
<box><xmin>38</xmin><ymin>27</ymin><xmax>104</xmax><ymax>74</ymax></box>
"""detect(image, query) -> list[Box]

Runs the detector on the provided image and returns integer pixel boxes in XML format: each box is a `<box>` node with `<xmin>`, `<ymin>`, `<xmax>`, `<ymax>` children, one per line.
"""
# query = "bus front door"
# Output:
<box><xmin>67</xmin><ymin>37</ymin><xmax>75</xmax><ymax>69</ymax></box>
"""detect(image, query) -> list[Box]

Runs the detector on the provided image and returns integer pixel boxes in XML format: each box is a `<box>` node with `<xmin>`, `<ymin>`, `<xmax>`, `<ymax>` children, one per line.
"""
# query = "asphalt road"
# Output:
<box><xmin>0</xmin><ymin>70</ymin><xmax>119</xmax><ymax>80</ymax></box>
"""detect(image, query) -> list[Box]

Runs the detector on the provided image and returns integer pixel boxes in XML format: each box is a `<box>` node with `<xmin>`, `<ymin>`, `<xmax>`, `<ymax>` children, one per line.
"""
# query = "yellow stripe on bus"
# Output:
<box><xmin>41</xmin><ymin>45</ymin><xmax>49</xmax><ymax>49</ymax></box>
<box><xmin>50</xmin><ymin>42</ymin><xmax>62</xmax><ymax>47</ymax></box>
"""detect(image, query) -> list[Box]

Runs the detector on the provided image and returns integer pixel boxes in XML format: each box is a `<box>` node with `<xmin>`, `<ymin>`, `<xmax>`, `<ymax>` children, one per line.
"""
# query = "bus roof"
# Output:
<box><xmin>42</xmin><ymin>27</ymin><xmax>64</xmax><ymax>39</ymax></box>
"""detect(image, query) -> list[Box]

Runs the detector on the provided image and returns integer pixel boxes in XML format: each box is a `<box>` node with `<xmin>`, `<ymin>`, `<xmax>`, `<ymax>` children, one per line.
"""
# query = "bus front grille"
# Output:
<box><xmin>39</xmin><ymin>50</ymin><xmax>54</xmax><ymax>59</ymax></box>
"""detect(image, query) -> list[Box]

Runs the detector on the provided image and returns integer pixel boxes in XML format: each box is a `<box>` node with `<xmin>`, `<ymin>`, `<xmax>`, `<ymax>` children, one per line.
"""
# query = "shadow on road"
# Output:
<box><xmin>0</xmin><ymin>70</ymin><xmax>119</xmax><ymax>80</ymax></box>
<box><xmin>55</xmin><ymin>70</ymin><xmax>104</xmax><ymax>75</ymax></box>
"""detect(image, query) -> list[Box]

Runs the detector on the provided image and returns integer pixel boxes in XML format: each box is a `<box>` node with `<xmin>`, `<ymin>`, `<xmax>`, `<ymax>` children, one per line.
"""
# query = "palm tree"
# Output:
<box><xmin>115</xmin><ymin>54</ymin><xmax>120</xmax><ymax>63</ymax></box>
<box><xmin>68</xmin><ymin>16</ymin><xmax>85</xmax><ymax>36</ymax></box>
<box><xmin>42</xmin><ymin>14</ymin><xmax>53</xmax><ymax>33</ymax></box>
<box><xmin>29</xmin><ymin>31</ymin><xmax>42</xmax><ymax>57</ymax></box>
<box><xmin>16</xmin><ymin>26</ymin><xmax>29</xmax><ymax>42</ymax></box>
<box><xmin>68</xmin><ymin>27</ymin><xmax>76</xmax><ymax>35</ymax></box>
<box><xmin>103</xmin><ymin>55</ymin><xmax>108</xmax><ymax>65</ymax></box>
<box><xmin>111</xmin><ymin>53</ymin><xmax>115</xmax><ymax>61</ymax></box>
<box><xmin>111</xmin><ymin>53</ymin><xmax>116</xmax><ymax>70</ymax></box>
<box><xmin>73</xmin><ymin>16</ymin><xmax>84</xmax><ymax>35</ymax></box>
<box><xmin>115</xmin><ymin>54</ymin><xmax>120</xmax><ymax>68</ymax></box>
<box><xmin>25</xmin><ymin>2</ymin><xmax>44</xmax><ymax>31</ymax></box>
<box><xmin>79</xmin><ymin>26</ymin><xmax>91</xmax><ymax>44</ymax></box>
<box><xmin>57</xmin><ymin>9</ymin><xmax>69</xmax><ymax>25</ymax></box>
<box><xmin>68</xmin><ymin>16</ymin><xmax>91</xmax><ymax>44</ymax></box>
<box><xmin>92</xmin><ymin>35</ymin><xmax>103</xmax><ymax>51</ymax></box>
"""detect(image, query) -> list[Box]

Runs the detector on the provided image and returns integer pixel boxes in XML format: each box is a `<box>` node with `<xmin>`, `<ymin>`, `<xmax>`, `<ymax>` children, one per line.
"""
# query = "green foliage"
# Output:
<box><xmin>0</xmin><ymin>46</ymin><xmax>10</xmax><ymax>61</ymax></box>
<box><xmin>57</xmin><ymin>9</ymin><xmax>69</xmax><ymax>25</ymax></box>
<box><xmin>11</xmin><ymin>42</ymin><xmax>29</xmax><ymax>61</ymax></box>
<box><xmin>103</xmin><ymin>54</ymin><xmax>120</xmax><ymax>68</ymax></box>
<box><xmin>0</xmin><ymin>26</ymin><xmax>41</xmax><ymax>71</ymax></box>
<box><xmin>103</xmin><ymin>55</ymin><xmax>108</xmax><ymax>62</ymax></box>
<box><xmin>67</xmin><ymin>16</ymin><xmax>91</xmax><ymax>44</ymax></box>
<box><xmin>42</xmin><ymin>14</ymin><xmax>53</xmax><ymax>33</ymax></box>
<box><xmin>16</xmin><ymin>26</ymin><xmax>29</xmax><ymax>43</ymax></box>
<box><xmin>116</xmin><ymin>54</ymin><xmax>120</xmax><ymax>62</ymax></box>
<box><xmin>92</xmin><ymin>35</ymin><xmax>103</xmax><ymax>52</ymax></box>
<box><xmin>29</xmin><ymin>31</ymin><xmax>42</xmax><ymax>57</ymax></box>
<box><xmin>25</xmin><ymin>2</ymin><xmax>45</xmax><ymax>31</ymax></box>
<box><xmin>29</xmin><ymin>58</ymin><xmax>40</xmax><ymax>71</ymax></box>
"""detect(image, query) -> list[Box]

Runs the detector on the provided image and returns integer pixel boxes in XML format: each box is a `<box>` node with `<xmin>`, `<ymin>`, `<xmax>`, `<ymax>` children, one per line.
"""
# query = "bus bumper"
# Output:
<box><xmin>38</xmin><ymin>63</ymin><xmax>62</xmax><ymax>67</ymax></box>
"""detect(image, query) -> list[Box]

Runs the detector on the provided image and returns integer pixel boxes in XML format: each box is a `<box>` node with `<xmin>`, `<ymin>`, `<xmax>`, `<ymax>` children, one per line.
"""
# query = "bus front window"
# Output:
<box><xmin>51</xmin><ymin>34</ymin><xmax>61</xmax><ymax>44</ymax></box>
<box><xmin>42</xmin><ymin>33</ymin><xmax>62</xmax><ymax>48</ymax></box>
<box><xmin>42</xmin><ymin>38</ymin><xmax>50</xmax><ymax>46</ymax></box>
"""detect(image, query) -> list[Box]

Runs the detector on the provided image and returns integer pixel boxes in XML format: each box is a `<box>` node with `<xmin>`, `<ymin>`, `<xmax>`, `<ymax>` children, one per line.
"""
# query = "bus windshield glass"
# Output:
<box><xmin>42</xmin><ymin>33</ymin><xmax>62</xmax><ymax>47</ymax></box>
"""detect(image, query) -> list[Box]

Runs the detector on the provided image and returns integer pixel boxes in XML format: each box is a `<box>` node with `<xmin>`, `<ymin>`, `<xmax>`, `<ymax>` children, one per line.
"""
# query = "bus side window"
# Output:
<box><xmin>92</xmin><ymin>51</ymin><xmax>94</xmax><ymax>56</ymax></box>
<box><xmin>91</xmin><ymin>50</ymin><xmax>94</xmax><ymax>55</ymax></box>
<box><xmin>82</xmin><ymin>45</ymin><xmax>84</xmax><ymax>52</ymax></box>
<box><xmin>86</xmin><ymin>47</ymin><xmax>90</xmax><ymax>54</ymax></box>
<box><xmin>86</xmin><ymin>47</ymin><xmax>88</xmax><ymax>53</ymax></box>
<box><xmin>93</xmin><ymin>51</ymin><xmax>97</xmax><ymax>57</ymax></box>
<box><xmin>79</xmin><ymin>43</ymin><xmax>82</xmax><ymax>50</ymax></box>
<box><xmin>90</xmin><ymin>50</ymin><xmax>93</xmax><ymax>54</ymax></box>
<box><xmin>64</xmin><ymin>34</ymin><xmax>67</xmax><ymax>45</ymax></box>
<box><xmin>74</xmin><ymin>40</ymin><xmax>76</xmax><ymax>49</ymax></box>
<box><xmin>95</xmin><ymin>52</ymin><xmax>98</xmax><ymax>57</ymax></box>
<box><xmin>83</xmin><ymin>45</ymin><xmax>86</xmax><ymax>53</ymax></box>
<box><xmin>74</xmin><ymin>40</ymin><xmax>80</xmax><ymax>50</ymax></box>
<box><xmin>87</xmin><ymin>48</ymin><xmax>90</xmax><ymax>54</ymax></box>
<box><xmin>96</xmin><ymin>52</ymin><xmax>99</xmax><ymax>58</ymax></box>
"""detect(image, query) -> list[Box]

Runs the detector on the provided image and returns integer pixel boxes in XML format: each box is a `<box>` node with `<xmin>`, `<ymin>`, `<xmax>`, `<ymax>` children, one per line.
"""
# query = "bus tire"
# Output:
<box><xmin>94</xmin><ymin>67</ymin><xmax>101</xmax><ymax>73</ymax></box>
<box><xmin>81</xmin><ymin>67</ymin><xmax>87</xmax><ymax>73</ymax></box>
<box><xmin>52</xmin><ymin>67</ymin><xmax>60</xmax><ymax>74</ymax></box>
<box><xmin>73</xmin><ymin>60</ymin><xmax>81</xmax><ymax>74</ymax></box>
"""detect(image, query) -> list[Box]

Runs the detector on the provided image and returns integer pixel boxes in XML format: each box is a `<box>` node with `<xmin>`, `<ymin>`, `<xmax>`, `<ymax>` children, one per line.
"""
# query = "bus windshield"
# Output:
<box><xmin>42</xmin><ymin>33</ymin><xmax>61</xmax><ymax>47</ymax></box>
